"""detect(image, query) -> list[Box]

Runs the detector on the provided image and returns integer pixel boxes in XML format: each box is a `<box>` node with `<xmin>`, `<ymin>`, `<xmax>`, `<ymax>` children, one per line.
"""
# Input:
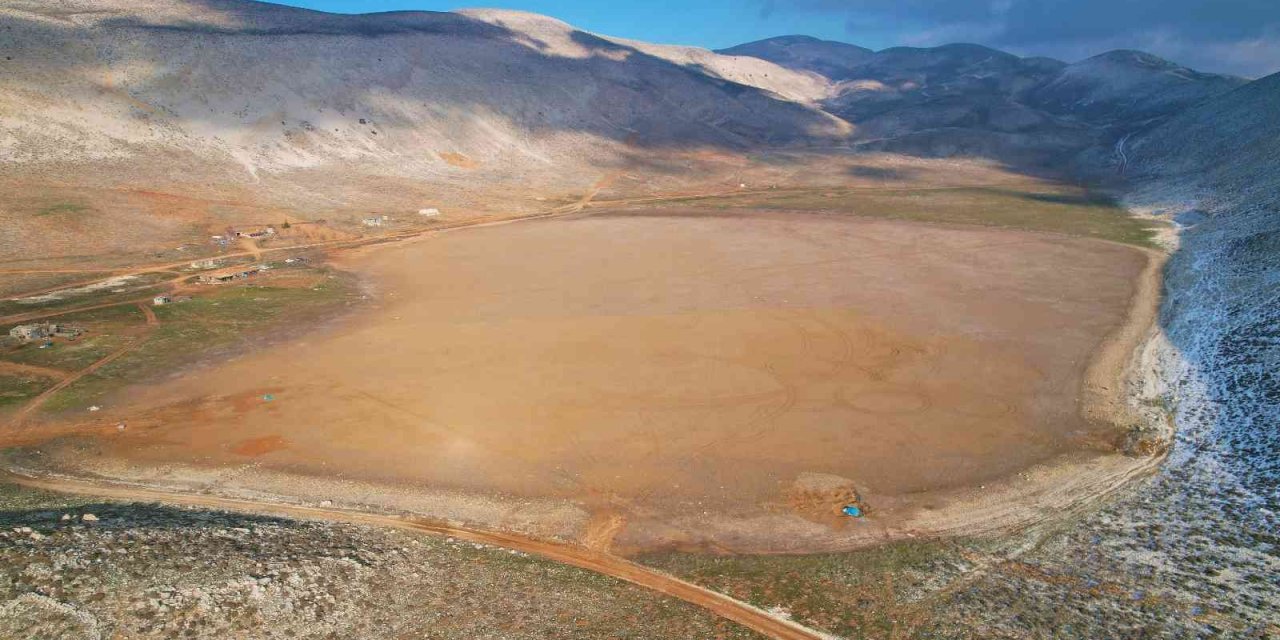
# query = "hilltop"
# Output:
<box><xmin>718</xmin><ymin>35</ymin><xmax>1245</xmax><ymax>163</ymax></box>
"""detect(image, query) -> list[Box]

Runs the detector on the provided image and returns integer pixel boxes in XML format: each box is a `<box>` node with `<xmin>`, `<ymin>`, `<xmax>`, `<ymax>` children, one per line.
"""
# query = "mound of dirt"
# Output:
<box><xmin>788</xmin><ymin>472</ymin><xmax>865</xmax><ymax>520</ymax></box>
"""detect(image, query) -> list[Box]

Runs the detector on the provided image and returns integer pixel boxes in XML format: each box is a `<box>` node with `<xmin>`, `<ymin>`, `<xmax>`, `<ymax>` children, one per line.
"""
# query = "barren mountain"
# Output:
<box><xmin>716</xmin><ymin>35</ymin><xmax>873</xmax><ymax>81</ymax></box>
<box><xmin>0</xmin><ymin>1</ymin><xmax>846</xmax><ymax>189</ymax></box>
<box><xmin>1129</xmin><ymin>70</ymin><xmax>1280</xmax><ymax>192</ymax></box>
<box><xmin>721</xmin><ymin>36</ymin><xmax>1245</xmax><ymax>164</ymax></box>
<box><xmin>818</xmin><ymin>44</ymin><xmax>1085</xmax><ymax>163</ymax></box>
<box><xmin>0</xmin><ymin>0</ymin><xmax>1260</xmax><ymax>261</ymax></box>
<box><xmin>1026</xmin><ymin>50</ymin><xmax>1247</xmax><ymax>129</ymax></box>
<box><xmin>0</xmin><ymin>0</ymin><xmax>870</xmax><ymax>265</ymax></box>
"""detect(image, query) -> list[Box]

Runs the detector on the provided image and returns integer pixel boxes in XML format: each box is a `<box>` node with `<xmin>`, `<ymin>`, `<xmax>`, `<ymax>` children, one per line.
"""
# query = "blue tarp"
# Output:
<box><xmin>842</xmin><ymin>505</ymin><xmax>863</xmax><ymax>517</ymax></box>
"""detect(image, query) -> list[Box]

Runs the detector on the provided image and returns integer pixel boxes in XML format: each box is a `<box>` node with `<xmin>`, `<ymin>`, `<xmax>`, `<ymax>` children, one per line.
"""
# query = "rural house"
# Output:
<box><xmin>197</xmin><ymin>266</ymin><xmax>262</xmax><ymax>285</ymax></box>
<box><xmin>9</xmin><ymin>322</ymin><xmax>83</xmax><ymax>342</ymax></box>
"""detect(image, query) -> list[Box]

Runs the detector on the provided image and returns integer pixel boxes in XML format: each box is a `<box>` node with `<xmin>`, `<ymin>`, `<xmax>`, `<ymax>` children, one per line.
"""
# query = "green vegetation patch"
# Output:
<box><xmin>0</xmin><ymin>272</ymin><xmax>172</xmax><ymax>318</ymax></box>
<box><xmin>35</xmin><ymin>203</ymin><xmax>91</xmax><ymax>217</ymax></box>
<box><xmin>639</xmin><ymin>186</ymin><xmax>1159</xmax><ymax>247</ymax></box>
<box><xmin>40</xmin><ymin>271</ymin><xmax>358</xmax><ymax>414</ymax></box>
<box><xmin>0</xmin><ymin>373</ymin><xmax>52</xmax><ymax>410</ymax></box>
<box><xmin>639</xmin><ymin>540</ymin><xmax>968</xmax><ymax>639</ymax></box>
<box><xmin>3</xmin><ymin>332</ymin><xmax>132</xmax><ymax>372</ymax></box>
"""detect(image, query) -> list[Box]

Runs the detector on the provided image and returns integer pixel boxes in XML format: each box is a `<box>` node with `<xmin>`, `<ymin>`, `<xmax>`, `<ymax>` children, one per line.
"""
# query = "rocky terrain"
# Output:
<box><xmin>0</xmin><ymin>0</ymin><xmax>1251</xmax><ymax>268</ymax></box>
<box><xmin>922</xmin><ymin>71</ymin><xmax>1280</xmax><ymax>639</ymax></box>
<box><xmin>720</xmin><ymin>36</ymin><xmax>1245</xmax><ymax>165</ymax></box>
<box><xmin>633</xmin><ymin>95</ymin><xmax>1280</xmax><ymax>633</ymax></box>
<box><xmin>0</xmin><ymin>0</ymin><xmax>848</xmax><ymax>264</ymax></box>
<box><xmin>0</xmin><ymin>483</ymin><xmax>754</xmax><ymax>639</ymax></box>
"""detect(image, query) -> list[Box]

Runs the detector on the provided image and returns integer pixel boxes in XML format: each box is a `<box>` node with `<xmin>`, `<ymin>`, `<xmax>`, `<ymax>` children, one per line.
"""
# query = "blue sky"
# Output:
<box><xmin>277</xmin><ymin>0</ymin><xmax>1280</xmax><ymax>77</ymax></box>
<box><xmin>278</xmin><ymin>0</ymin><xmax>893</xmax><ymax>49</ymax></box>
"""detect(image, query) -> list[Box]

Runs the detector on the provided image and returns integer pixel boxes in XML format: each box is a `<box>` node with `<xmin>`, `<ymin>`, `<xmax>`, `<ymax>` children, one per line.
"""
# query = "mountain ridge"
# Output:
<box><xmin>716</xmin><ymin>34</ymin><xmax>1246</xmax><ymax>163</ymax></box>
<box><xmin>0</xmin><ymin>0</ymin><xmax>1259</xmax><ymax>190</ymax></box>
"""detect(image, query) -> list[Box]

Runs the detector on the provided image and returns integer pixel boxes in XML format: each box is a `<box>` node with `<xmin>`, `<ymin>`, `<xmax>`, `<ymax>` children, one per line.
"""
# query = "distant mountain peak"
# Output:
<box><xmin>715</xmin><ymin>36</ymin><xmax>873</xmax><ymax>80</ymax></box>
<box><xmin>1087</xmin><ymin>49</ymin><xmax>1182</xmax><ymax>69</ymax></box>
<box><xmin>720</xmin><ymin>34</ymin><xmax>870</xmax><ymax>51</ymax></box>
<box><xmin>888</xmin><ymin>42</ymin><xmax>1012</xmax><ymax>57</ymax></box>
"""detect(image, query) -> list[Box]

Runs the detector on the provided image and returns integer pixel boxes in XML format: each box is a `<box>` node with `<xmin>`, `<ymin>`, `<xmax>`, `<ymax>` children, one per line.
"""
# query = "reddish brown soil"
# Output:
<box><xmin>438</xmin><ymin>151</ymin><xmax>480</xmax><ymax>169</ymax></box>
<box><xmin>230</xmin><ymin>434</ymin><xmax>289</xmax><ymax>457</ymax></box>
<box><xmin>77</xmin><ymin>211</ymin><xmax>1145</xmax><ymax>541</ymax></box>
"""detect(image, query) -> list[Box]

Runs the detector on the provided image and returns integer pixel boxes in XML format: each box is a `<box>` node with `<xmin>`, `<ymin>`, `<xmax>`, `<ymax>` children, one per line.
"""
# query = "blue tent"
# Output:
<box><xmin>842</xmin><ymin>505</ymin><xmax>863</xmax><ymax>517</ymax></box>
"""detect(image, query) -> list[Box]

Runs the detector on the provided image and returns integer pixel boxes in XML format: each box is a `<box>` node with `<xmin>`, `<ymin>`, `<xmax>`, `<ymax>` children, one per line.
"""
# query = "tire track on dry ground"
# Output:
<box><xmin>0</xmin><ymin>470</ymin><xmax>828</xmax><ymax>640</ymax></box>
<box><xmin>9</xmin><ymin>303</ymin><xmax>160</xmax><ymax>424</ymax></box>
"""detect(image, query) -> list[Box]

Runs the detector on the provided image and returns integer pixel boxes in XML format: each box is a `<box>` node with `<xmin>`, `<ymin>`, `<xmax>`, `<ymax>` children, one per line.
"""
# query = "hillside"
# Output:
<box><xmin>1109</xmin><ymin>69</ymin><xmax>1280</xmax><ymax>634</ymax></box>
<box><xmin>720</xmin><ymin>36</ymin><xmax>1244</xmax><ymax>163</ymax></box>
<box><xmin>819</xmin><ymin>44</ymin><xmax>1084</xmax><ymax>163</ymax></box>
<box><xmin>1129</xmin><ymin>71</ymin><xmax>1280</xmax><ymax>193</ymax></box>
<box><xmin>0</xmin><ymin>1</ymin><xmax>846</xmax><ymax>188</ymax></box>
<box><xmin>716</xmin><ymin>35</ymin><xmax>873</xmax><ymax>81</ymax></box>
<box><xmin>0</xmin><ymin>0</ymin><xmax>863</xmax><ymax>263</ymax></box>
<box><xmin>1026</xmin><ymin>50</ymin><xmax>1247</xmax><ymax>128</ymax></box>
<box><xmin>0</xmin><ymin>0</ymin><xmax>1258</xmax><ymax>261</ymax></box>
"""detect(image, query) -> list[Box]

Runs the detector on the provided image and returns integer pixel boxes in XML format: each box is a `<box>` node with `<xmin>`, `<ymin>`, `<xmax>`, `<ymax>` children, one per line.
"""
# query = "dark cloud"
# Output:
<box><xmin>760</xmin><ymin>0</ymin><xmax>1280</xmax><ymax>77</ymax></box>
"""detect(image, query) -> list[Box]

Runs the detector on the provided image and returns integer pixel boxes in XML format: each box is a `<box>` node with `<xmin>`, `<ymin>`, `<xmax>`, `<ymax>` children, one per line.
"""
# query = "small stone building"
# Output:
<box><xmin>8</xmin><ymin>324</ymin><xmax>49</xmax><ymax>342</ymax></box>
<box><xmin>8</xmin><ymin>322</ymin><xmax>82</xmax><ymax>342</ymax></box>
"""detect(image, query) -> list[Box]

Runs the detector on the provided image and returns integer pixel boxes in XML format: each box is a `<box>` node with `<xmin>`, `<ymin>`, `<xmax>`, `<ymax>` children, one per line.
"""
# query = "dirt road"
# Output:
<box><xmin>137</xmin><ymin>302</ymin><xmax>158</xmax><ymax>326</ymax></box>
<box><xmin>3</xmin><ymin>195</ymin><xmax>600</xmax><ymax>306</ymax></box>
<box><xmin>0</xmin><ymin>296</ymin><xmax>156</xmax><ymax>328</ymax></box>
<box><xmin>9</xmin><ymin>303</ymin><xmax>160</xmax><ymax>424</ymax></box>
<box><xmin>1115</xmin><ymin>133</ymin><xmax>1133</xmax><ymax>175</ymax></box>
<box><xmin>1</xmin><ymin>469</ymin><xmax>826</xmax><ymax>640</ymax></box>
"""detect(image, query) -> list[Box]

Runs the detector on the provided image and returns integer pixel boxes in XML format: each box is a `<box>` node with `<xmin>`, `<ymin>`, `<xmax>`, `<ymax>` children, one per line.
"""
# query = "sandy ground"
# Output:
<box><xmin>24</xmin><ymin>211</ymin><xmax>1148</xmax><ymax>551</ymax></box>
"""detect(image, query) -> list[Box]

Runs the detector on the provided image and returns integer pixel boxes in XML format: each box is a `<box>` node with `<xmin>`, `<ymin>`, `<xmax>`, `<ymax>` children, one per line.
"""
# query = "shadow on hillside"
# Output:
<box><xmin>846</xmin><ymin>165</ymin><xmax>914</xmax><ymax>180</ymax></box>
<box><xmin>3</xmin><ymin>1</ymin><xmax>841</xmax><ymax>152</ymax></box>
<box><xmin>977</xmin><ymin>189</ymin><xmax>1124</xmax><ymax>208</ymax></box>
<box><xmin>0</xmin><ymin>500</ymin><xmax>298</xmax><ymax>531</ymax></box>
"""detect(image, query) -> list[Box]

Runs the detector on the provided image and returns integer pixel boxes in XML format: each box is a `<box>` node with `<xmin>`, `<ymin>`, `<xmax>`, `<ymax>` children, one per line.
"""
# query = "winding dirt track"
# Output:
<box><xmin>1</xmin><ymin>469</ymin><xmax>825</xmax><ymax>640</ymax></box>
<box><xmin>10</xmin><ymin>303</ymin><xmax>160</xmax><ymax>424</ymax></box>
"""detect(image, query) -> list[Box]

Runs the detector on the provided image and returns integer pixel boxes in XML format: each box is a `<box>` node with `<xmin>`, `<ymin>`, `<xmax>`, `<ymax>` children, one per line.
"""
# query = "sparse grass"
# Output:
<box><xmin>2</xmin><ymin>304</ymin><xmax>143</xmax><ymax>374</ymax></box>
<box><xmin>34</xmin><ymin>203</ymin><xmax>90</xmax><ymax>217</ymax></box>
<box><xmin>638</xmin><ymin>540</ymin><xmax>964</xmax><ymax>639</ymax></box>
<box><xmin>38</xmin><ymin>269</ymin><xmax>359</xmax><ymax>414</ymax></box>
<box><xmin>0</xmin><ymin>479</ymin><xmax>760</xmax><ymax>640</ymax></box>
<box><xmin>637</xmin><ymin>186</ymin><xmax>1160</xmax><ymax>247</ymax></box>
<box><xmin>0</xmin><ymin>373</ymin><xmax>51</xmax><ymax>409</ymax></box>
<box><xmin>0</xmin><ymin>271</ymin><xmax>173</xmax><ymax>318</ymax></box>
<box><xmin>0</xmin><ymin>478</ymin><xmax>98</xmax><ymax>510</ymax></box>
<box><xmin>0</xmin><ymin>273</ymin><xmax>108</xmax><ymax>299</ymax></box>
<box><xmin>3</xmin><ymin>333</ymin><xmax>133</xmax><ymax>372</ymax></box>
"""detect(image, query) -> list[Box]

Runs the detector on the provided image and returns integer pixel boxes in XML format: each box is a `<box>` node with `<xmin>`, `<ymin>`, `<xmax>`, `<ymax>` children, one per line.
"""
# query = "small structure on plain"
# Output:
<box><xmin>9</xmin><ymin>322</ymin><xmax>83</xmax><ymax>342</ymax></box>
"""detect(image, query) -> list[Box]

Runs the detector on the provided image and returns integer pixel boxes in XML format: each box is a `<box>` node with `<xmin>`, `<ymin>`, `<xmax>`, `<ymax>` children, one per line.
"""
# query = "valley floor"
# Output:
<box><xmin>8</xmin><ymin>208</ymin><xmax>1155</xmax><ymax>557</ymax></box>
<box><xmin>1</xmin><ymin>164</ymin><xmax>1213</xmax><ymax>639</ymax></box>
